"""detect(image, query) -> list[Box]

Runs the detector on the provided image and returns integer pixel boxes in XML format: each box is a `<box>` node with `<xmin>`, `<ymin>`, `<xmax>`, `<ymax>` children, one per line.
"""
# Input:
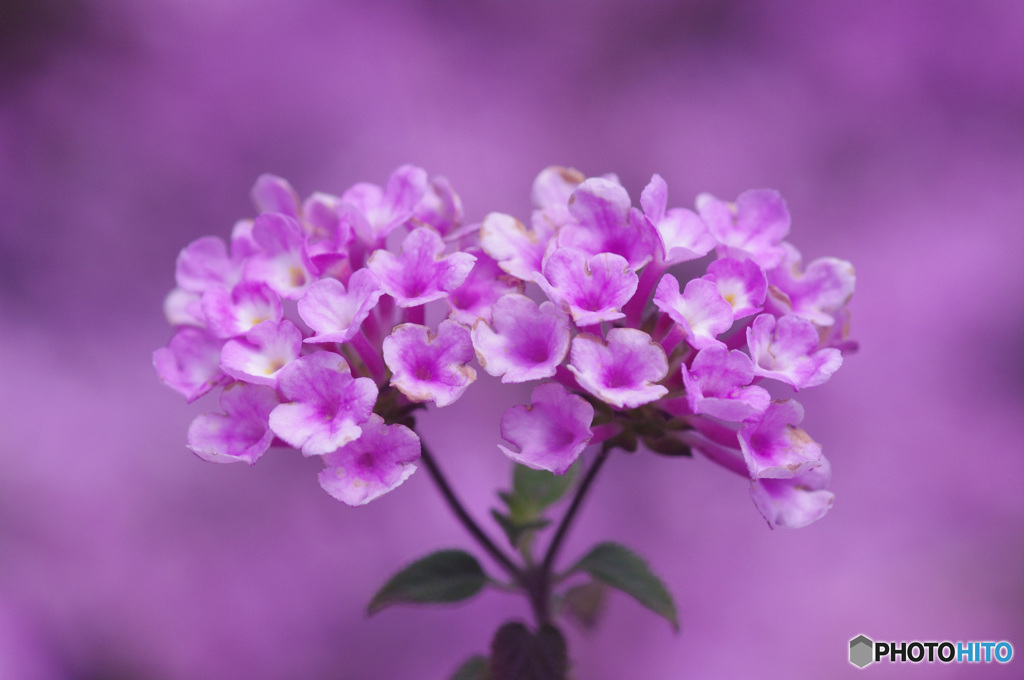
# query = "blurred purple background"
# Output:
<box><xmin>2</xmin><ymin>0</ymin><xmax>1022</xmax><ymax>678</ymax></box>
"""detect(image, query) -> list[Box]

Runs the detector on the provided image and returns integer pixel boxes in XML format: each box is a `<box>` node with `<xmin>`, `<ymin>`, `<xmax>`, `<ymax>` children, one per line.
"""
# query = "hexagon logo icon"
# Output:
<box><xmin>850</xmin><ymin>634</ymin><xmax>874</xmax><ymax>668</ymax></box>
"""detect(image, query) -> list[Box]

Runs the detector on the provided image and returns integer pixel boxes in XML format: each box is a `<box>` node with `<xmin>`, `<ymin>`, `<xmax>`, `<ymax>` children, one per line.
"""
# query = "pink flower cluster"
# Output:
<box><xmin>155</xmin><ymin>165</ymin><xmax>855</xmax><ymax>527</ymax></box>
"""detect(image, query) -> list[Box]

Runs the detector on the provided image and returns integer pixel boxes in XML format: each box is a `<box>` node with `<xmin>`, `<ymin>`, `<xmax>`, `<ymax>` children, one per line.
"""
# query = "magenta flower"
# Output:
<box><xmin>318</xmin><ymin>415</ymin><xmax>421</xmax><ymax>507</ymax></box>
<box><xmin>250</xmin><ymin>173</ymin><xmax>301</xmax><ymax>221</ymax></box>
<box><xmin>471</xmin><ymin>294</ymin><xmax>570</xmax><ymax>383</ymax></box>
<box><xmin>414</xmin><ymin>175</ymin><xmax>463</xmax><ymax>237</ymax></box>
<box><xmin>555</xmin><ymin>178</ymin><xmax>657</xmax><ymax>269</ymax></box>
<box><xmin>187</xmin><ymin>382</ymin><xmax>279</xmax><ymax>465</ymax></box>
<box><xmin>653</xmin><ymin>275</ymin><xmax>733</xmax><ymax>350</ymax></box>
<box><xmin>680</xmin><ymin>347</ymin><xmax>771</xmax><ymax>423</ymax></box>
<box><xmin>298</xmin><ymin>269</ymin><xmax>384</xmax><ymax>344</ymax></box>
<box><xmin>768</xmin><ymin>243</ymin><xmax>856</xmax><ymax>326</ymax></box>
<box><xmin>382</xmin><ymin>320</ymin><xmax>477</xmax><ymax>407</ymax></box>
<box><xmin>445</xmin><ymin>249</ymin><xmax>522</xmax><ymax>326</ymax></box>
<box><xmin>367</xmin><ymin>227</ymin><xmax>475</xmax><ymax>307</ymax></box>
<box><xmin>174</xmin><ymin>235</ymin><xmax>241</xmax><ymax>294</ymax></box>
<box><xmin>640</xmin><ymin>174</ymin><xmax>716</xmax><ymax>264</ymax></box>
<box><xmin>568</xmin><ymin>328</ymin><xmax>669</xmax><ymax>409</ymax></box>
<box><xmin>341</xmin><ymin>164</ymin><xmax>428</xmax><ymax>243</ymax></box>
<box><xmin>220</xmin><ymin>319</ymin><xmax>302</xmax><ymax>388</ymax></box>
<box><xmin>697</xmin><ymin>189</ymin><xmax>790</xmax><ymax>269</ymax></box>
<box><xmin>704</xmin><ymin>257</ymin><xmax>767</xmax><ymax>319</ymax></box>
<box><xmin>201</xmin><ymin>281</ymin><xmax>283</xmax><ymax>339</ymax></box>
<box><xmin>242</xmin><ymin>213</ymin><xmax>314</xmax><ymax>300</ymax></box>
<box><xmin>479</xmin><ymin>212</ymin><xmax>555</xmax><ymax>282</ymax></box>
<box><xmin>268</xmin><ymin>352</ymin><xmax>378</xmax><ymax>456</ymax></box>
<box><xmin>746</xmin><ymin>314</ymin><xmax>843</xmax><ymax>389</ymax></box>
<box><xmin>738</xmin><ymin>400</ymin><xmax>822</xmax><ymax>479</ymax></box>
<box><xmin>498</xmin><ymin>383</ymin><xmax>594</xmax><ymax>474</ymax></box>
<box><xmin>153</xmin><ymin>327</ymin><xmax>226</xmax><ymax>402</ymax></box>
<box><xmin>750</xmin><ymin>456</ymin><xmax>834</xmax><ymax>529</ymax></box>
<box><xmin>534</xmin><ymin>248</ymin><xmax>638</xmax><ymax>326</ymax></box>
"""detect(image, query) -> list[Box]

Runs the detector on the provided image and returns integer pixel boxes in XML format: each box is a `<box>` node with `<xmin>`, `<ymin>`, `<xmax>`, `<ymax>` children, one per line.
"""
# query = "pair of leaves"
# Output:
<box><xmin>493</xmin><ymin>462</ymin><xmax>578</xmax><ymax>549</ymax></box>
<box><xmin>566</xmin><ymin>542</ymin><xmax>679</xmax><ymax>631</ymax></box>
<box><xmin>368</xmin><ymin>549</ymin><xmax>488</xmax><ymax>615</ymax></box>
<box><xmin>450</xmin><ymin>622</ymin><xmax>568</xmax><ymax>680</ymax></box>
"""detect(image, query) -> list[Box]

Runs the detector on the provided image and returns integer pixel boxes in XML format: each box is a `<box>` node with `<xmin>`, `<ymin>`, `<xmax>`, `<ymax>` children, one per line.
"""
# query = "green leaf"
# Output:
<box><xmin>568</xmin><ymin>542</ymin><xmax>678</xmax><ymax>630</ymax></box>
<box><xmin>501</xmin><ymin>462</ymin><xmax>580</xmax><ymax>524</ymax></box>
<box><xmin>368</xmin><ymin>550</ymin><xmax>488</xmax><ymax>615</ymax></box>
<box><xmin>559</xmin><ymin>580</ymin><xmax>607</xmax><ymax>630</ymax></box>
<box><xmin>491</xmin><ymin>509</ymin><xmax>552</xmax><ymax>549</ymax></box>
<box><xmin>449</xmin><ymin>655</ymin><xmax>490</xmax><ymax>680</ymax></box>
<box><xmin>490</xmin><ymin>621</ymin><xmax>568</xmax><ymax>680</ymax></box>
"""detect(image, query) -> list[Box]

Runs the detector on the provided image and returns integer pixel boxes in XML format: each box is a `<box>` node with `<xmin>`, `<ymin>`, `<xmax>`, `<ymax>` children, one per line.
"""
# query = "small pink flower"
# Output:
<box><xmin>367</xmin><ymin>227</ymin><xmax>475</xmax><ymax>307</ymax></box>
<box><xmin>704</xmin><ymin>257</ymin><xmax>767</xmax><ymax>319</ymax></box>
<box><xmin>653</xmin><ymin>274</ymin><xmax>733</xmax><ymax>350</ymax></box>
<box><xmin>697</xmin><ymin>189</ymin><xmax>790</xmax><ymax>269</ymax></box>
<box><xmin>187</xmin><ymin>382</ymin><xmax>279</xmax><ymax>465</ymax></box>
<box><xmin>269</xmin><ymin>352</ymin><xmax>378</xmax><ymax>456</ymax></box>
<box><xmin>567</xmin><ymin>328</ymin><xmax>668</xmax><ymax>409</ymax></box>
<box><xmin>298</xmin><ymin>269</ymin><xmax>384</xmax><ymax>344</ymax></box>
<box><xmin>768</xmin><ymin>242</ymin><xmax>855</xmax><ymax>326</ymax></box>
<box><xmin>738</xmin><ymin>400</ymin><xmax>822</xmax><ymax>479</ymax></box>
<box><xmin>555</xmin><ymin>178</ymin><xmax>657</xmax><ymax>270</ymax></box>
<box><xmin>534</xmin><ymin>248</ymin><xmax>638</xmax><ymax>326</ymax></box>
<box><xmin>201</xmin><ymin>281</ymin><xmax>283</xmax><ymax>339</ymax></box>
<box><xmin>382</xmin><ymin>320</ymin><xmax>477</xmax><ymax>407</ymax></box>
<box><xmin>498</xmin><ymin>383</ymin><xmax>594</xmax><ymax>474</ymax></box>
<box><xmin>640</xmin><ymin>174</ymin><xmax>716</xmax><ymax>264</ymax></box>
<box><xmin>750</xmin><ymin>456</ymin><xmax>834</xmax><ymax>529</ymax></box>
<box><xmin>342</xmin><ymin>164</ymin><xmax>428</xmax><ymax>243</ymax></box>
<box><xmin>471</xmin><ymin>294</ymin><xmax>570</xmax><ymax>383</ymax></box>
<box><xmin>446</xmin><ymin>249</ymin><xmax>522</xmax><ymax>326</ymax></box>
<box><xmin>153</xmin><ymin>327</ymin><xmax>226</xmax><ymax>402</ymax></box>
<box><xmin>479</xmin><ymin>212</ymin><xmax>555</xmax><ymax>282</ymax></box>
<box><xmin>242</xmin><ymin>213</ymin><xmax>315</xmax><ymax>300</ymax></box>
<box><xmin>680</xmin><ymin>347</ymin><xmax>770</xmax><ymax>423</ymax></box>
<box><xmin>319</xmin><ymin>415</ymin><xmax>420</xmax><ymax>506</ymax></box>
<box><xmin>220</xmin><ymin>319</ymin><xmax>302</xmax><ymax>388</ymax></box>
<box><xmin>747</xmin><ymin>314</ymin><xmax>842</xmax><ymax>389</ymax></box>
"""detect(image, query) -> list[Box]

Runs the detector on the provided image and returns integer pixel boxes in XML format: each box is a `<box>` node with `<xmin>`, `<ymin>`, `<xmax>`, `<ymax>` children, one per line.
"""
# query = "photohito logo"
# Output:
<box><xmin>849</xmin><ymin>634</ymin><xmax>1014</xmax><ymax>668</ymax></box>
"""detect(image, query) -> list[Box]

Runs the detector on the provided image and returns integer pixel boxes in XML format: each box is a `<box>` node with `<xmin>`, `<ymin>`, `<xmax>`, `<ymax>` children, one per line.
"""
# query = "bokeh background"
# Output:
<box><xmin>1</xmin><ymin>0</ymin><xmax>1022</xmax><ymax>678</ymax></box>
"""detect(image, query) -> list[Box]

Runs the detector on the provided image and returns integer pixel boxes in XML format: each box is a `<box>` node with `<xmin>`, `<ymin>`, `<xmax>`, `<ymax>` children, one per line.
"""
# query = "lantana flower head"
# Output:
<box><xmin>156</xmin><ymin>165</ymin><xmax>855</xmax><ymax>529</ymax></box>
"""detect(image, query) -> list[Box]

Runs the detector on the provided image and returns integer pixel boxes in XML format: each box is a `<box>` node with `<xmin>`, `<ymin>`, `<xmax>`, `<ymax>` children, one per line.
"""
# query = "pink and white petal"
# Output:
<box><xmin>697</xmin><ymin>190</ymin><xmax>790</xmax><ymax>268</ymax></box>
<box><xmin>769</xmin><ymin>243</ymin><xmax>855</xmax><ymax>326</ymax></box>
<box><xmin>175</xmin><ymin>236</ymin><xmax>237</xmax><ymax>293</ymax></box>
<box><xmin>747</xmin><ymin>314</ymin><xmax>843</xmax><ymax>389</ymax></box>
<box><xmin>446</xmin><ymin>249</ymin><xmax>522</xmax><ymax>325</ymax></box>
<box><xmin>536</xmin><ymin>249</ymin><xmax>637</xmax><ymax>326</ymax></box>
<box><xmin>269</xmin><ymin>352</ymin><xmax>377</xmax><ymax>456</ymax></box>
<box><xmin>319</xmin><ymin>415</ymin><xmax>420</xmax><ymax>506</ymax></box>
<box><xmin>681</xmin><ymin>347</ymin><xmax>770</xmax><ymax>422</ymax></box>
<box><xmin>559</xmin><ymin>178</ymin><xmax>657</xmax><ymax>269</ymax></box>
<box><xmin>164</xmin><ymin>288</ymin><xmax>205</xmax><ymax>327</ymax></box>
<box><xmin>479</xmin><ymin>212</ymin><xmax>550</xmax><ymax>281</ymax></box>
<box><xmin>153</xmin><ymin>327</ymin><xmax>227</xmax><ymax>402</ymax></box>
<box><xmin>738</xmin><ymin>400</ymin><xmax>822</xmax><ymax>479</ymax></box>
<box><xmin>382</xmin><ymin>321</ymin><xmax>477</xmax><ymax>407</ymax></box>
<box><xmin>750</xmin><ymin>457</ymin><xmax>833</xmax><ymax>529</ymax></box>
<box><xmin>201</xmin><ymin>281</ymin><xmax>283</xmax><ymax>339</ymax></box>
<box><xmin>531</xmin><ymin>166</ymin><xmax>585</xmax><ymax>209</ymax></box>
<box><xmin>414</xmin><ymin>175</ymin><xmax>463</xmax><ymax>236</ymax></box>
<box><xmin>498</xmin><ymin>383</ymin><xmax>594</xmax><ymax>474</ymax></box>
<box><xmin>653</xmin><ymin>275</ymin><xmax>733</xmax><ymax>350</ymax></box>
<box><xmin>187</xmin><ymin>382</ymin><xmax>279</xmax><ymax>465</ymax></box>
<box><xmin>368</xmin><ymin>227</ymin><xmax>475</xmax><ymax>307</ymax></box>
<box><xmin>705</xmin><ymin>257</ymin><xmax>768</xmax><ymax>319</ymax></box>
<box><xmin>299</xmin><ymin>269</ymin><xmax>384</xmax><ymax>344</ymax></box>
<box><xmin>220</xmin><ymin>319</ymin><xmax>303</xmax><ymax>388</ymax></box>
<box><xmin>471</xmin><ymin>294</ymin><xmax>570</xmax><ymax>383</ymax></box>
<box><xmin>250</xmin><ymin>174</ymin><xmax>301</xmax><ymax>220</ymax></box>
<box><xmin>567</xmin><ymin>328</ymin><xmax>668</xmax><ymax>409</ymax></box>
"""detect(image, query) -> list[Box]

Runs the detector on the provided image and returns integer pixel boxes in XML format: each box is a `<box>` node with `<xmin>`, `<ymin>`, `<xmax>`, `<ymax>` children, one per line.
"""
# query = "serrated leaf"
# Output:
<box><xmin>368</xmin><ymin>549</ymin><xmax>487</xmax><ymax>615</ymax></box>
<box><xmin>559</xmin><ymin>580</ymin><xmax>607</xmax><ymax>630</ymax></box>
<box><xmin>491</xmin><ymin>509</ymin><xmax>552</xmax><ymax>549</ymax></box>
<box><xmin>568</xmin><ymin>542</ymin><xmax>678</xmax><ymax>630</ymax></box>
<box><xmin>450</xmin><ymin>654</ymin><xmax>490</xmax><ymax>680</ymax></box>
<box><xmin>490</xmin><ymin>621</ymin><xmax>568</xmax><ymax>680</ymax></box>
